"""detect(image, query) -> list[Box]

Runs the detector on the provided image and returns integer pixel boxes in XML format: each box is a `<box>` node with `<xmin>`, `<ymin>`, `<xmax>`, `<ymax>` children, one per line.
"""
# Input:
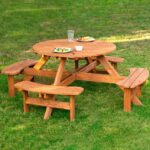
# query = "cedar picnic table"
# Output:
<box><xmin>2</xmin><ymin>39</ymin><xmax>149</xmax><ymax>120</ymax></box>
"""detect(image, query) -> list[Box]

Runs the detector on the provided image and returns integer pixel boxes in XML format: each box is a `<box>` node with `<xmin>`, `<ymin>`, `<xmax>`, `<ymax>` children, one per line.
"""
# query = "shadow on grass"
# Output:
<box><xmin>0</xmin><ymin>74</ymin><xmax>8</xmax><ymax>94</ymax></box>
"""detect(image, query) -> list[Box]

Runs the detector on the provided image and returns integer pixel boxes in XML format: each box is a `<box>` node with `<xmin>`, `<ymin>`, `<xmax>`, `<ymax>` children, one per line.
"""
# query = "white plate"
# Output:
<box><xmin>76</xmin><ymin>37</ymin><xmax>95</xmax><ymax>42</ymax></box>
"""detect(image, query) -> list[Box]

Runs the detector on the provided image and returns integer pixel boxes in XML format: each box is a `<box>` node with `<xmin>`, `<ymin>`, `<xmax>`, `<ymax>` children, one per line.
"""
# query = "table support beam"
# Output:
<box><xmin>76</xmin><ymin>72</ymin><xmax>125</xmax><ymax>84</ymax></box>
<box><xmin>78</xmin><ymin>60</ymin><xmax>98</xmax><ymax>73</ymax></box>
<box><xmin>97</xmin><ymin>55</ymin><xmax>120</xmax><ymax>77</ymax></box>
<box><xmin>24</xmin><ymin>55</ymin><xmax>49</xmax><ymax>81</ymax></box>
<box><xmin>54</xmin><ymin>58</ymin><xmax>66</xmax><ymax>85</ymax></box>
<box><xmin>44</xmin><ymin>58</ymin><xmax>67</xmax><ymax>120</ymax></box>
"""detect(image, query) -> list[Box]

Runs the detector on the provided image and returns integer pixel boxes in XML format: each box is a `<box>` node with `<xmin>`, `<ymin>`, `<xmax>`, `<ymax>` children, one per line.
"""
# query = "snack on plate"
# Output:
<box><xmin>77</xmin><ymin>36</ymin><xmax>95</xmax><ymax>42</ymax></box>
<box><xmin>54</xmin><ymin>47</ymin><xmax>72</xmax><ymax>53</ymax></box>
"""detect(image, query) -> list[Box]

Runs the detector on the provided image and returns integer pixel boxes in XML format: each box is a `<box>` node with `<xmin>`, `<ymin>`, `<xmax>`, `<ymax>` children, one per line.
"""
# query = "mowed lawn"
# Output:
<box><xmin>0</xmin><ymin>0</ymin><xmax>150</xmax><ymax>150</ymax></box>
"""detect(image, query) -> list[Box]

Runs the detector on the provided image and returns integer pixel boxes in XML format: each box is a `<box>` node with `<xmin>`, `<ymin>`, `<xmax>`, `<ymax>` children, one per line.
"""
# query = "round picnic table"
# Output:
<box><xmin>20</xmin><ymin>38</ymin><xmax>143</xmax><ymax>119</ymax></box>
<box><xmin>29</xmin><ymin>39</ymin><xmax>123</xmax><ymax>87</ymax></box>
<box><xmin>25</xmin><ymin>39</ymin><xmax>123</xmax><ymax>119</ymax></box>
<box><xmin>32</xmin><ymin>39</ymin><xmax>116</xmax><ymax>58</ymax></box>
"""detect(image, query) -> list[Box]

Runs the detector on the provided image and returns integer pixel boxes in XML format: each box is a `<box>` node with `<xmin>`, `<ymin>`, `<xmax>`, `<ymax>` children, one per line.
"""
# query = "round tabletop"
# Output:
<box><xmin>32</xmin><ymin>39</ymin><xmax>116</xmax><ymax>58</ymax></box>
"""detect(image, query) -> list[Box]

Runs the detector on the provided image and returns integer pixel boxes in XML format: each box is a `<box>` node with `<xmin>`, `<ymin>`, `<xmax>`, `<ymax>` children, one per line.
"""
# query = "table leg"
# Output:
<box><xmin>44</xmin><ymin>58</ymin><xmax>67</xmax><ymax>120</ymax></box>
<box><xmin>97</xmin><ymin>55</ymin><xmax>120</xmax><ymax>77</ymax></box>
<box><xmin>54</xmin><ymin>58</ymin><xmax>67</xmax><ymax>85</ymax></box>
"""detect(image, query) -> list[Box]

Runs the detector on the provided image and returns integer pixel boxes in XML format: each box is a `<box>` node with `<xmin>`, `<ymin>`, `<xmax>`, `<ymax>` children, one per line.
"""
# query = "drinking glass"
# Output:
<box><xmin>67</xmin><ymin>30</ymin><xmax>74</xmax><ymax>42</ymax></box>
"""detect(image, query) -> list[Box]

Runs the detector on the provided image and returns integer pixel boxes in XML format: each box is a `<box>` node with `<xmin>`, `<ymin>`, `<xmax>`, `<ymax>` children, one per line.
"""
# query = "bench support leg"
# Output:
<box><xmin>70</xmin><ymin>96</ymin><xmax>75</xmax><ymax>121</ymax></box>
<box><xmin>132</xmin><ymin>96</ymin><xmax>142</xmax><ymax>106</ymax></box>
<box><xmin>23</xmin><ymin>91</ymin><xmax>29</xmax><ymax>112</ymax></box>
<box><xmin>8</xmin><ymin>75</ymin><xmax>15</xmax><ymax>97</ymax></box>
<box><xmin>44</xmin><ymin>107</ymin><xmax>53</xmax><ymax>120</ymax></box>
<box><xmin>136</xmin><ymin>86</ymin><xmax>142</xmax><ymax>97</ymax></box>
<box><xmin>44</xmin><ymin>95</ymin><xmax>55</xmax><ymax>120</ymax></box>
<box><xmin>131</xmin><ymin>87</ymin><xmax>143</xmax><ymax>106</ymax></box>
<box><xmin>124</xmin><ymin>88</ymin><xmax>131</xmax><ymax>112</ymax></box>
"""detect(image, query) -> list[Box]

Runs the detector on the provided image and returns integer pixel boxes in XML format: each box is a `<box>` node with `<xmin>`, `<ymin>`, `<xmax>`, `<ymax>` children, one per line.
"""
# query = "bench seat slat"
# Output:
<box><xmin>117</xmin><ymin>68</ymin><xmax>144</xmax><ymax>88</ymax></box>
<box><xmin>117</xmin><ymin>68</ymin><xmax>149</xmax><ymax>88</ymax></box>
<box><xmin>70</xmin><ymin>56</ymin><xmax>124</xmax><ymax>63</ymax></box>
<box><xmin>130</xmin><ymin>69</ymin><xmax>149</xmax><ymax>88</ymax></box>
<box><xmin>15</xmin><ymin>81</ymin><xmax>84</xmax><ymax>96</ymax></box>
<box><xmin>2</xmin><ymin>59</ymin><xmax>37</xmax><ymax>75</ymax></box>
<box><xmin>106</xmin><ymin>56</ymin><xmax>124</xmax><ymax>63</ymax></box>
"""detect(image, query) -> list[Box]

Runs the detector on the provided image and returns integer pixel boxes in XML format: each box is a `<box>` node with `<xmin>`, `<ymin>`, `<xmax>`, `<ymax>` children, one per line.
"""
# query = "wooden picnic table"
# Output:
<box><xmin>23</xmin><ymin>39</ymin><xmax>125</xmax><ymax>119</ymax></box>
<box><xmin>28</xmin><ymin>39</ymin><xmax>124</xmax><ymax>85</ymax></box>
<box><xmin>3</xmin><ymin>39</ymin><xmax>147</xmax><ymax>119</ymax></box>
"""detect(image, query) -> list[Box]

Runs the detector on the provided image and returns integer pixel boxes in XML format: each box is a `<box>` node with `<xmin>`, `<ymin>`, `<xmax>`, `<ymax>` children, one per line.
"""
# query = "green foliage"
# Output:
<box><xmin>0</xmin><ymin>0</ymin><xmax>150</xmax><ymax>149</ymax></box>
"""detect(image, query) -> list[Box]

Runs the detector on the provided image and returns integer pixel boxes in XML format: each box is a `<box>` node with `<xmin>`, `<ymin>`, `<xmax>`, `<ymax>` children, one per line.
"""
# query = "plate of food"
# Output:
<box><xmin>53</xmin><ymin>47</ymin><xmax>72</xmax><ymax>53</ymax></box>
<box><xmin>77</xmin><ymin>36</ymin><xmax>95</xmax><ymax>42</ymax></box>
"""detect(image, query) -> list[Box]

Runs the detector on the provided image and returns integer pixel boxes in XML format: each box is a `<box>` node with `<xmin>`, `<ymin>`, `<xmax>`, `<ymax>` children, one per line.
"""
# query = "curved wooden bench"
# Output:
<box><xmin>15</xmin><ymin>81</ymin><xmax>84</xmax><ymax>121</ymax></box>
<box><xmin>71</xmin><ymin>56</ymin><xmax>124</xmax><ymax>70</ymax></box>
<box><xmin>117</xmin><ymin>68</ymin><xmax>149</xmax><ymax>112</ymax></box>
<box><xmin>2</xmin><ymin>59</ymin><xmax>37</xmax><ymax>97</ymax></box>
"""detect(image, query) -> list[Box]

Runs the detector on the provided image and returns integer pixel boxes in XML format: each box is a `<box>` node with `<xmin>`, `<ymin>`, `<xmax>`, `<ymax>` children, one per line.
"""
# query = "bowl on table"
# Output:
<box><xmin>75</xmin><ymin>46</ymin><xmax>83</xmax><ymax>51</ymax></box>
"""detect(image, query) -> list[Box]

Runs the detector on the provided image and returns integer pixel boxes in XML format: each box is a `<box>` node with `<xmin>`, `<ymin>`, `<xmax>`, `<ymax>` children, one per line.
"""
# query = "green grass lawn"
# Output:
<box><xmin>0</xmin><ymin>0</ymin><xmax>150</xmax><ymax>149</ymax></box>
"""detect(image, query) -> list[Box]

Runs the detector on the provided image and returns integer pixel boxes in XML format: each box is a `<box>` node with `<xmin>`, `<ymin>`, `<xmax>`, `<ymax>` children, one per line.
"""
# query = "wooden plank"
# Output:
<box><xmin>131</xmin><ymin>88</ymin><xmax>143</xmax><ymax>106</ymax></box>
<box><xmin>130</xmin><ymin>69</ymin><xmax>149</xmax><ymax>88</ymax></box>
<box><xmin>132</xmin><ymin>96</ymin><xmax>143</xmax><ymax>106</ymax></box>
<box><xmin>117</xmin><ymin>68</ymin><xmax>144</xmax><ymax>88</ymax></box>
<box><xmin>118</xmin><ymin>83</ymin><xmax>143</xmax><ymax>107</ymax></box>
<box><xmin>26</xmin><ymin>97</ymin><xmax>70</xmax><ymax>110</ymax></box>
<box><xmin>70</xmin><ymin>96</ymin><xmax>75</xmax><ymax>121</ymax></box>
<box><xmin>76</xmin><ymin>72</ymin><xmax>125</xmax><ymax>83</ymax></box>
<box><xmin>60</xmin><ymin>74</ymin><xmax>76</xmax><ymax>86</ymax></box>
<box><xmin>85</xmin><ymin>57</ymin><xmax>97</xmax><ymax>72</ymax></box>
<box><xmin>88</xmin><ymin>56</ymin><xmax>124</xmax><ymax>63</ymax></box>
<box><xmin>8</xmin><ymin>75</ymin><xmax>15</xmax><ymax>97</ymax></box>
<box><xmin>106</xmin><ymin>56</ymin><xmax>124</xmax><ymax>63</ymax></box>
<box><xmin>44</xmin><ymin>107</ymin><xmax>52</xmax><ymax>120</ymax></box>
<box><xmin>45</xmin><ymin>57</ymin><xmax>65</xmax><ymax>120</ymax></box>
<box><xmin>78</xmin><ymin>60</ymin><xmax>98</xmax><ymax>73</ymax></box>
<box><xmin>54</xmin><ymin>58</ymin><xmax>66</xmax><ymax>85</ymax></box>
<box><xmin>130</xmin><ymin>68</ymin><xmax>137</xmax><ymax>74</ymax></box>
<box><xmin>34</xmin><ymin>55</ymin><xmax>49</xmax><ymax>70</ymax></box>
<box><xmin>72</xmin><ymin>64</ymin><xmax>88</xmax><ymax>73</ymax></box>
<box><xmin>43</xmin><ymin>94</ymin><xmax>55</xmax><ymax>120</ymax></box>
<box><xmin>23</xmin><ymin>68</ymin><xmax>71</xmax><ymax>78</ymax></box>
<box><xmin>24</xmin><ymin>55</ymin><xmax>49</xmax><ymax>81</ymax></box>
<box><xmin>23</xmin><ymin>91</ymin><xmax>29</xmax><ymax>112</ymax></box>
<box><xmin>97</xmin><ymin>55</ymin><xmax>120</xmax><ymax>77</ymax></box>
<box><xmin>136</xmin><ymin>86</ymin><xmax>142</xmax><ymax>97</ymax></box>
<box><xmin>2</xmin><ymin>59</ymin><xmax>37</xmax><ymax>75</ymax></box>
<box><xmin>15</xmin><ymin>81</ymin><xmax>84</xmax><ymax>96</ymax></box>
<box><xmin>124</xmin><ymin>88</ymin><xmax>131</xmax><ymax>112</ymax></box>
<box><xmin>23</xmin><ymin>68</ymin><xmax>57</xmax><ymax>77</ymax></box>
<box><xmin>32</xmin><ymin>39</ymin><xmax>116</xmax><ymax>59</ymax></box>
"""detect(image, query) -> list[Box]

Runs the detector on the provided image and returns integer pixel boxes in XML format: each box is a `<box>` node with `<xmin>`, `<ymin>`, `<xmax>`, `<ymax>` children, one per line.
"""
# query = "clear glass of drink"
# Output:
<box><xmin>67</xmin><ymin>30</ymin><xmax>74</xmax><ymax>42</ymax></box>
